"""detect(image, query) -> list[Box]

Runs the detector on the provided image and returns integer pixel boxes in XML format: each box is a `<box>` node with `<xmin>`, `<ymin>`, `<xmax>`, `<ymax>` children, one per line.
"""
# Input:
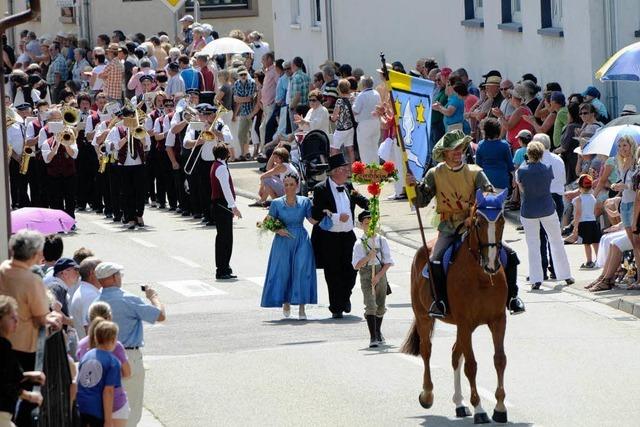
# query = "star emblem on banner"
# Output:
<box><xmin>415</xmin><ymin>101</ymin><xmax>426</xmax><ymax>124</ymax></box>
<box><xmin>394</xmin><ymin>98</ymin><xmax>402</xmax><ymax>118</ymax></box>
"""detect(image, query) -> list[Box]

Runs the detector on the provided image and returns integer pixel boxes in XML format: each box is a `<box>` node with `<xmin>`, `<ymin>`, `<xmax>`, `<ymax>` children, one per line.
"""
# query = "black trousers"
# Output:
<box><xmin>213</xmin><ymin>198</ymin><xmax>233</xmax><ymax>276</ymax></box>
<box><xmin>28</xmin><ymin>158</ymin><xmax>47</xmax><ymax>208</ymax></box>
<box><xmin>322</xmin><ymin>231</ymin><xmax>358</xmax><ymax>314</ymax></box>
<box><xmin>185</xmin><ymin>161</ymin><xmax>201</xmax><ymax>216</ymax></box>
<box><xmin>76</xmin><ymin>144</ymin><xmax>98</xmax><ymax>209</ymax></box>
<box><xmin>265</xmin><ymin>104</ymin><xmax>280</xmax><ymax>145</ymax></box>
<box><xmin>9</xmin><ymin>158</ymin><xmax>29</xmax><ymax>208</ymax></box>
<box><xmin>196</xmin><ymin>160</ymin><xmax>213</xmax><ymax>221</ymax></box>
<box><xmin>109</xmin><ymin>164</ymin><xmax>123</xmax><ymax>219</ymax></box>
<box><xmin>14</xmin><ymin>350</ymin><xmax>35</xmax><ymax>427</ymax></box>
<box><xmin>47</xmin><ymin>174</ymin><xmax>77</xmax><ymax>219</ymax></box>
<box><xmin>120</xmin><ymin>164</ymin><xmax>146</xmax><ymax>222</ymax></box>
<box><xmin>155</xmin><ymin>150</ymin><xmax>175</xmax><ymax>208</ymax></box>
<box><xmin>146</xmin><ymin>146</ymin><xmax>158</xmax><ymax>203</ymax></box>
<box><xmin>177</xmin><ymin>154</ymin><xmax>193</xmax><ymax>213</ymax></box>
<box><xmin>95</xmin><ymin>163</ymin><xmax>112</xmax><ymax>214</ymax></box>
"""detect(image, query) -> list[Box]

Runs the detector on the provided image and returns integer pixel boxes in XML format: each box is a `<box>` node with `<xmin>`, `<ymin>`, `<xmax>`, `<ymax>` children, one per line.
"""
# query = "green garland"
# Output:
<box><xmin>367</xmin><ymin>195</ymin><xmax>380</xmax><ymax>238</ymax></box>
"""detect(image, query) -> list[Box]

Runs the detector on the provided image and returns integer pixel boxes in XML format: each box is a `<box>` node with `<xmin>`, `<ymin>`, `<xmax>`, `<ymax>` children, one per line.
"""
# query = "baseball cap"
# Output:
<box><xmin>516</xmin><ymin>129</ymin><xmax>533</xmax><ymax>141</ymax></box>
<box><xmin>582</xmin><ymin>86</ymin><xmax>601</xmax><ymax>99</ymax></box>
<box><xmin>95</xmin><ymin>262</ymin><xmax>124</xmax><ymax>280</ymax></box>
<box><xmin>53</xmin><ymin>258</ymin><xmax>79</xmax><ymax>276</ymax></box>
<box><xmin>179</xmin><ymin>14</ymin><xmax>194</xmax><ymax>23</ymax></box>
<box><xmin>550</xmin><ymin>91</ymin><xmax>566</xmax><ymax>105</ymax></box>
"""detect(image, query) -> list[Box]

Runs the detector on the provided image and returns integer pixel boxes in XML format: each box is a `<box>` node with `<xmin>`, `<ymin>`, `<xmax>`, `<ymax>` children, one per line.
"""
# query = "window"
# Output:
<box><xmin>185</xmin><ymin>0</ymin><xmax>258</xmax><ymax>18</ymax></box>
<box><xmin>310</xmin><ymin>0</ymin><xmax>321</xmax><ymax>27</ymax></box>
<box><xmin>291</xmin><ymin>0</ymin><xmax>301</xmax><ymax>25</ymax></box>
<box><xmin>538</xmin><ymin>0</ymin><xmax>564</xmax><ymax>37</ymax></box>
<box><xmin>498</xmin><ymin>0</ymin><xmax>522</xmax><ymax>32</ymax></box>
<box><xmin>461</xmin><ymin>0</ymin><xmax>484</xmax><ymax>27</ymax></box>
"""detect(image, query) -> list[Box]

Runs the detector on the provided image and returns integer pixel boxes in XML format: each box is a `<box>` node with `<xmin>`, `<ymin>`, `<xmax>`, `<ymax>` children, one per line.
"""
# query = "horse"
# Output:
<box><xmin>401</xmin><ymin>189</ymin><xmax>510</xmax><ymax>424</ymax></box>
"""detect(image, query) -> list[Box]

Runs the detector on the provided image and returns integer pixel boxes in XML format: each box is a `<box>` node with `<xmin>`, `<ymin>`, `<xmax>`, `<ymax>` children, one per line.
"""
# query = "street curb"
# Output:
<box><xmin>233</xmin><ymin>179</ymin><xmax>640</xmax><ymax>320</ymax></box>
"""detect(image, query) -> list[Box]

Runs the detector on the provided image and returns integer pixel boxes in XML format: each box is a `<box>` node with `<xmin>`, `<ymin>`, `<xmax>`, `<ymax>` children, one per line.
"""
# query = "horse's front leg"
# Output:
<box><xmin>417</xmin><ymin>314</ymin><xmax>435</xmax><ymax>409</ymax></box>
<box><xmin>488</xmin><ymin>314</ymin><xmax>508</xmax><ymax>423</ymax></box>
<box><xmin>452</xmin><ymin>343</ymin><xmax>471</xmax><ymax>418</ymax></box>
<box><xmin>458</xmin><ymin>326</ymin><xmax>490</xmax><ymax>424</ymax></box>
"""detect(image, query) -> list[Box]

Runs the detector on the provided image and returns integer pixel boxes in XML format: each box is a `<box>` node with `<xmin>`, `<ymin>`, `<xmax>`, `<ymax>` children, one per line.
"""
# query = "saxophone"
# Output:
<box><xmin>98</xmin><ymin>145</ymin><xmax>109</xmax><ymax>173</ymax></box>
<box><xmin>19</xmin><ymin>146</ymin><xmax>34</xmax><ymax>175</ymax></box>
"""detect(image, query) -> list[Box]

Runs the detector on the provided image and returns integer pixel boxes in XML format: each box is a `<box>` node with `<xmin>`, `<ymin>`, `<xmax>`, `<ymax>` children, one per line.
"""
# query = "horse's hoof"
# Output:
<box><xmin>418</xmin><ymin>391</ymin><xmax>433</xmax><ymax>409</ymax></box>
<box><xmin>492</xmin><ymin>410</ymin><xmax>508</xmax><ymax>423</ymax></box>
<box><xmin>474</xmin><ymin>412</ymin><xmax>491</xmax><ymax>424</ymax></box>
<box><xmin>455</xmin><ymin>406</ymin><xmax>471</xmax><ymax>418</ymax></box>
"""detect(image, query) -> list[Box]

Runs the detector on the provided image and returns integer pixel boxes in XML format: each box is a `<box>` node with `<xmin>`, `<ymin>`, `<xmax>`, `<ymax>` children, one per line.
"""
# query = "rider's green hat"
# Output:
<box><xmin>432</xmin><ymin>129</ymin><xmax>472</xmax><ymax>163</ymax></box>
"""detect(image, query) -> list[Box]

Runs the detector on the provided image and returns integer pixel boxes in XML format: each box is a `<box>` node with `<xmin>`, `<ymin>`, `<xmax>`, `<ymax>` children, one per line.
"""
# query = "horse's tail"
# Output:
<box><xmin>400</xmin><ymin>320</ymin><xmax>421</xmax><ymax>356</ymax></box>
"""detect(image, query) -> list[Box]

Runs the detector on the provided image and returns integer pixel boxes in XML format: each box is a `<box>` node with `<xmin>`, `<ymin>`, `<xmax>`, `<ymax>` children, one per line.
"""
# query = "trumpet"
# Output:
<box><xmin>19</xmin><ymin>146</ymin><xmax>34</xmax><ymax>175</ymax></box>
<box><xmin>55</xmin><ymin>127</ymin><xmax>76</xmax><ymax>146</ymax></box>
<box><xmin>184</xmin><ymin>105</ymin><xmax>229</xmax><ymax>176</ymax></box>
<box><xmin>98</xmin><ymin>145</ymin><xmax>109</xmax><ymax>174</ymax></box>
<box><xmin>62</xmin><ymin>106</ymin><xmax>81</xmax><ymax>127</ymax></box>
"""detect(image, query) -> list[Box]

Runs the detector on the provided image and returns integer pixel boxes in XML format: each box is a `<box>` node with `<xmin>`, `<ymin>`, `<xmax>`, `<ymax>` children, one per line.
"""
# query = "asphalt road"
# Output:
<box><xmin>61</xmin><ymin>196</ymin><xmax>640</xmax><ymax>427</ymax></box>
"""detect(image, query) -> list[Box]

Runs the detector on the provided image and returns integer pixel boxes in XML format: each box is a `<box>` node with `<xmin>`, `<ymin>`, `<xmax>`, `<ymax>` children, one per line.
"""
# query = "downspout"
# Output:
<box><xmin>83</xmin><ymin>0</ymin><xmax>92</xmax><ymax>41</ymax></box>
<box><xmin>6</xmin><ymin>0</ymin><xmax>14</xmax><ymax>47</ymax></box>
<box><xmin>324</xmin><ymin>0</ymin><xmax>334</xmax><ymax>61</ymax></box>
<box><xmin>603</xmin><ymin>0</ymin><xmax>618</xmax><ymax>117</ymax></box>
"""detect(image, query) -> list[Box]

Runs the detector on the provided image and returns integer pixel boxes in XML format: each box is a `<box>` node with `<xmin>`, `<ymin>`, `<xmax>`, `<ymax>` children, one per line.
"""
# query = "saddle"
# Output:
<box><xmin>421</xmin><ymin>235</ymin><xmax>508</xmax><ymax>280</ymax></box>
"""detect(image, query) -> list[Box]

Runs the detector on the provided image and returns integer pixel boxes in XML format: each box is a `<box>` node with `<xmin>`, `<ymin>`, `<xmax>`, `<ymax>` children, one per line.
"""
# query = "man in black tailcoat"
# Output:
<box><xmin>311</xmin><ymin>153</ymin><xmax>369</xmax><ymax>318</ymax></box>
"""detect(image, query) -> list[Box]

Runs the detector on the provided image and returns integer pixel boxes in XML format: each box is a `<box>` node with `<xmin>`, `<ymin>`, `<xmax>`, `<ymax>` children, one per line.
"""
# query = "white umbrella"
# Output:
<box><xmin>199</xmin><ymin>37</ymin><xmax>253</xmax><ymax>57</ymax></box>
<box><xmin>578</xmin><ymin>124</ymin><xmax>640</xmax><ymax>156</ymax></box>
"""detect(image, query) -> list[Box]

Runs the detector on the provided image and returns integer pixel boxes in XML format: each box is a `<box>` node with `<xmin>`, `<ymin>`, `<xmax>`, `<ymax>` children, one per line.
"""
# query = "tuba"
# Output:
<box><xmin>61</xmin><ymin>106</ymin><xmax>81</xmax><ymax>127</ymax></box>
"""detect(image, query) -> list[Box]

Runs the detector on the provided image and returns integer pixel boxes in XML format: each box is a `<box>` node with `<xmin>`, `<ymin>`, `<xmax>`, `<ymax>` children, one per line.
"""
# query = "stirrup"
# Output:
<box><xmin>428</xmin><ymin>301</ymin><xmax>447</xmax><ymax>319</ymax></box>
<box><xmin>508</xmin><ymin>297</ymin><xmax>525</xmax><ymax>315</ymax></box>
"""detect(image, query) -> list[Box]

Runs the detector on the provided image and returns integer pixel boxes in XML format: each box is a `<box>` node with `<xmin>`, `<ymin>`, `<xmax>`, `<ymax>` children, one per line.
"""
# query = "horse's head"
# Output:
<box><xmin>472</xmin><ymin>189</ymin><xmax>508</xmax><ymax>275</ymax></box>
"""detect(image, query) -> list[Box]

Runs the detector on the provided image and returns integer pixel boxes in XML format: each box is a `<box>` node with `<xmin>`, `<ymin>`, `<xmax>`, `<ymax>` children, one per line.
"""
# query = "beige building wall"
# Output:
<box><xmin>2</xmin><ymin>0</ymin><xmax>274</xmax><ymax>48</ymax></box>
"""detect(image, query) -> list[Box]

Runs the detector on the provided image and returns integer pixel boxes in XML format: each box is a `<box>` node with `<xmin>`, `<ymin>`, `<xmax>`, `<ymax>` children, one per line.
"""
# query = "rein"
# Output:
<box><xmin>465</xmin><ymin>204</ymin><xmax>503</xmax><ymax>282</ymax></box>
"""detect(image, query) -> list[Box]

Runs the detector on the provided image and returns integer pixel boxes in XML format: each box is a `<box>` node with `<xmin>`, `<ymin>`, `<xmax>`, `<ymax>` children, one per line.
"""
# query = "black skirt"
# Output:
<box><xmin>578</xmin><ymin>221</ymin><xmax>601</xmax><ymax>244</ymax></box>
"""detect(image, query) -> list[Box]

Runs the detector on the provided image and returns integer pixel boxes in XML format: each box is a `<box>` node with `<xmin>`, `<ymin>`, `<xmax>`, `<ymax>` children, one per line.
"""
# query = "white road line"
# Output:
<box><xmin>91</xmin><ymin>220</ymin><xmax>116</xmax><ymax>231</ymax></box>
<box><xmin>246</xmin><ymin>276</ymin><xmax>265</xmax><ymax>287</ymax></box>
<box><xmin>170</xmin><ymin>256</ymin><xmax>201</xmax><ymax>268</ymax></box>
<box><xmin>129</xmin><ymin>237</ymin><xmax>157</xmax><ymax>248</ymax></box>
<box><xmin>157</xmin><ymin>280</ymin><xmax>227</xmax><ymax>297</ymax></box>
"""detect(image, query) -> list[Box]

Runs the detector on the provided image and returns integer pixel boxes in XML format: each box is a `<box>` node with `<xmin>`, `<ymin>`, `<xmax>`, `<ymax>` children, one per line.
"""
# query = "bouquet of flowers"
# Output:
<box><xmin>351</xmin><ymin>160</ymin><xmax>398</xmax><ymax>238</ymax></box>
<box><xmin>256</xmin><ymin>217</ymin><xmax>294</xmax><ymax>238</ymax></box>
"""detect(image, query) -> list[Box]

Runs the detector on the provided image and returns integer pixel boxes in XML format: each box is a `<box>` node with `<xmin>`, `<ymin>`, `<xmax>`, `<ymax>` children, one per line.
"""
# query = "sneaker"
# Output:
<box><xmin>369</xmin><ymin>338</ymin><xmax>379</xmax><ymax>348</ymax></box>
<box><xmin>580</xmin><ymin>261</ymin><xmax>596</xmax><ymax>269</ymax></box>
<box><xmin>531</xmin><ymin>282</ymin><xmax>542</xmax><ymax>290</ymax></box>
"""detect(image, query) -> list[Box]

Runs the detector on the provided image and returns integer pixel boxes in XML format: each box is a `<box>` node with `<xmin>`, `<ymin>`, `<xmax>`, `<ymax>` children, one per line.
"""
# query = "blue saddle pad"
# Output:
<box><xmin>422</xmin><ymin>243</ymin><xmax>507</xmax><ymax>279</ymax></box>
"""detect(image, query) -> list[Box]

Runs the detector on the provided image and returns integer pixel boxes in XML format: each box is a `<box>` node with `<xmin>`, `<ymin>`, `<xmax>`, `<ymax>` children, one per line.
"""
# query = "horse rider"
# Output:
<box><xmin>409</xmin><ymin>130</ymin><xmax>526</xmax><ymax>318</ymax></box>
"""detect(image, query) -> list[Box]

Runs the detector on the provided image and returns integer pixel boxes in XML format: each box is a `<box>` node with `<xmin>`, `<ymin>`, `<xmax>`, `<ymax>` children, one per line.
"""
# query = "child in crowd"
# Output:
<box><xmin>76</xmin><ymin>317</ymin><xmax>123</xmax><ymax>427</ymax></box>
<box><xmin>570</xmin><ymin>174</ymin><xmax>601</xmax><ymax>268</ymax></box>
<box><xmin>0</xmin><ymin>295</ymin><xmax>45</xmax><ymax>425</ymax></box>
<box><xmin>352</xmin><ymin>211</ymin><xmax>394</xmax><ymax>348</ymax></box>
<box><xmin>77</xmin><ymin>302</ymin><xmax>130</xmax><ymax>427</ymax></box>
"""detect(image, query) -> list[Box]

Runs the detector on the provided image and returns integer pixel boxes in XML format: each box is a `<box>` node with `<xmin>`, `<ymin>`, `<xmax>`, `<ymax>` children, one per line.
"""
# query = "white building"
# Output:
<box><xmin>2</xmin><ymin>0</ymin><xmax>275</xmax><ymax>50</ymax></box>
<box><xmin>273</xmin><ymin>0</ymin><xmax>640</xmax><ymax>116</ymax></box>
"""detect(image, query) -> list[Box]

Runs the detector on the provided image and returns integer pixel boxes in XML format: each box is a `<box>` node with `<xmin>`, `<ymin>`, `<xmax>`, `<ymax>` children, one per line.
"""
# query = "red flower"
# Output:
<box><xmin>382</xmin><ymin>161</ymin><xmax>396</xmax><ymax>174</ymax></box>
<box><xmin>352</xmin><ymin>161</ymin><xmax>366</xmax><ymax>175</ymax></box>
<box><xmin>367</xmin><ymin>182</ymin><xmax>381</xmax><ymax>196</ymax></box>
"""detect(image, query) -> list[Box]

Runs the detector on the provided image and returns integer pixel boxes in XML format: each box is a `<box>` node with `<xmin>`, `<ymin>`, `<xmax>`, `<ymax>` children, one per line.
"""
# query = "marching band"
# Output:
<box><xmin>4</xmin><ymin>76</ymin><xmax>233</xmax><ymax>231</ymax></box>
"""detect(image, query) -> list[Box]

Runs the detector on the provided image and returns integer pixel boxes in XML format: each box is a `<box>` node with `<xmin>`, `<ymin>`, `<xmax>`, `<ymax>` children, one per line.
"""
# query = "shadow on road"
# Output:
<box><xmin>407</xmin><ymin>414</ymin><xmax>535</xmax><ymax>426</ymax></box>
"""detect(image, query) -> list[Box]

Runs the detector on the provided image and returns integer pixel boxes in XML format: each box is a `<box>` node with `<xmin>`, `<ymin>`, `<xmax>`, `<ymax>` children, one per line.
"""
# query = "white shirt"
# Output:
<box><xmin>163</xmin><ymin>116</ymin><xmax>176</xmax><ymax>148</ymax></box>
<box><xmin>301</xmin><ymin>106</ymin><xmax>330</xmax><ymax>134</ymax></box>
<box><xmin>25</xmin><ymin>118</ymin><xmax>43</xmax><ymax>140</ymax></box>
<box><xmin>69</xmin><ymin>281</ymin><xmax>100</xmax><ymax>339</ymax></box>
<box><xmin>352</xmin><ymin>234</ymin><xmax>394</xmax><ymax>267</ymax></box>
<box><xmin>41</xmin><ymin>139</ymin><xmax>79</xmax><ymax>163</ymax></box>
<box><xmin>105</xmin><ymin>126</ymin><xmax>151</xmax><ymax>166</ymax></box>
<box><xmin>353</xmin><ymin>88</ymin><xmax>381</xmax><ymax>122</ymax></box>
<box><xmin>214</xmin><ymin>160</ymin><xmax>236</xmax><ymax>208</ymax></box>
<box><xmin>91</xmin><ymin>64</ymin><xmax>106</xmax><ymax>90</ymax></box>
<box><xmin>13</xmin><ymin>87</ymin><xmax>41</xmax><ymax>106</ymax></box>
<box><xmin>328</xmin><ymin>178</ymin><xmax>353</xmax><ymax>233</ymax></box>
<box><xmin>7</xmin><ymin>122</ymin><xmax>26</xmax><ymax>155</ymax></box>
<box><xmin>572</xmin><ymin>193</ymin><xmax>597</xmax><ymax>222</ymax></box>
<box><xmin>185</xmin><ymin>121</ymin><xmax>233</xmax><ymax>161</ymax></box>
<box><xmin>541</xmin><ymin>150</ymin><xmax>566</xmax><ymax>195</ymax></box>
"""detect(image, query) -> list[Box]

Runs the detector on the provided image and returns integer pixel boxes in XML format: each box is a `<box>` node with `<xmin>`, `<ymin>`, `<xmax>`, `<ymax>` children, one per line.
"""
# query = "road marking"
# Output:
<box><xmin>157</xmin><ymin>280</ymin><xmax>227</xmax><ymax>297</ymax></box>
<box><xmin>129</xmin><ymin>237</ymin><xmax>157</xmax><ymax>248</ymax></box>
<box><xmin>246</xmin><ymin>276</ymin><xmax>265</xmax><ymax>287</ymax></box>
<box><xmin>91</xmin><ymin>220</ymin><xmax>116</xmax><ymax>231</ymax></box>
<box><xmin>170</xmin><ymin>256</ymin><xmax>201</xmax><ymax>268</ymax></box>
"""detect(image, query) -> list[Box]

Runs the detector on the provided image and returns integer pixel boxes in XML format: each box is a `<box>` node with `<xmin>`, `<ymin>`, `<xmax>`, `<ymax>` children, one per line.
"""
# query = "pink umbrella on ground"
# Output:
<box><xmin>11</xmin><ymin>208</ymin><xmax>76</xmax><ymax>234</ymax></box>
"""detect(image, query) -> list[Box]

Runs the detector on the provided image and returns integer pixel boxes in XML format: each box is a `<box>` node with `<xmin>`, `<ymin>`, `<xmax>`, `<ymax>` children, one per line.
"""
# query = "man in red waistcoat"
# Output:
<box><xmin>25</xmin><ymin>100</ymin><xmax>49</xmax><ymax>207</ymax></box>
<box><xmin>151</xmin><ymin>96</ymin><xmax>175</xmax><ymax>210</ymax></box>
<box><xmin>39</xmin><ymin>109</ymin><xmax>79</xmax><ymax>220</ymax></box>
<box><xmin>105</xmin><ymin>107</ymin><xmax>151</xmax><ymax>230</ymax></box>
<box><xmin>210</xmin><ymin>144</ymin><xmax>242</xmax><ymax>280</ymax></box>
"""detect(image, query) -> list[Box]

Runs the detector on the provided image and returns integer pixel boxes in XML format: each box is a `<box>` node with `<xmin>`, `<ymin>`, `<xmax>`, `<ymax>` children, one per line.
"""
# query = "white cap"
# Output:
<box><xmin>621</xmin><ymin>104</ymin><xmax>637</xmax><ymax>115</ymax></box>
<box><xmin>179</xmin><ymin>14</ymin><xmax>194</xmax><ymax>22</ymax></box>
<box><xmin>95</xmin><ymin>262</ymin><xmax>124</xmax><ymax>280</ymax></box>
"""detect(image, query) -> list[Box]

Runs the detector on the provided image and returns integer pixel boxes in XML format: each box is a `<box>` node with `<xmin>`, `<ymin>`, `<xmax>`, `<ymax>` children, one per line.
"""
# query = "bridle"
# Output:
<box><xmin>467</xmin><ymin>204</ymin><xmax>503</xmax><ymax>275</ymax></box>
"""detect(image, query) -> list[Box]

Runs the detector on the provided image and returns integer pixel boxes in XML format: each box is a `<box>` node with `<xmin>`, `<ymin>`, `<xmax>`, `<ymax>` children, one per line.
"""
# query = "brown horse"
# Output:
<box><xmin>401</xmin><ymin>190</ymin><xmax>509</xmax><ymax>424</ymax></box>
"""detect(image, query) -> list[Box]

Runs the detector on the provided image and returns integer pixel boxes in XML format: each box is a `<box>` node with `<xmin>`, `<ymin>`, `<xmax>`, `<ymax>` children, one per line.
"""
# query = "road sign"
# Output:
<box><xmin>159</xmin><ymin>0</ymin><xmax>187</xmax><ymax>13</ymax></box>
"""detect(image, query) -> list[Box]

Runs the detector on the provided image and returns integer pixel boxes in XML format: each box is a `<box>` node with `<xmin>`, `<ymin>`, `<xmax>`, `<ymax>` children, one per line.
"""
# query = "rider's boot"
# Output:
<box><xmin>504</xmin><ymin>246</ymin><xmax>525</xmax><ymax>315</ymax></box>
<box><xmin>428</xmin><ymin>261</ymin><xmax>448</xmax><ymax>319</ymax></box>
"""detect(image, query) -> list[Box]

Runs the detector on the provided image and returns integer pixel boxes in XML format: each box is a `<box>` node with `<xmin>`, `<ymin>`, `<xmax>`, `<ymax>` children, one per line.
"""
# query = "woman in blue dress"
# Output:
<box><xmin>261</xmin><ymin>173</ymin><xmax>318</xmax><ymax>320</ymax></box>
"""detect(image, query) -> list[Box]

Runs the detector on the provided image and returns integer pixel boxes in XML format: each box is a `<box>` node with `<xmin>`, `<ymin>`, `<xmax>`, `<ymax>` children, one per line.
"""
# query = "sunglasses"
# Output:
<box><xmin>309</xmin><ymin>98</ymin><xmax>318</xmax><ymax>102</ymax></box>
<box><xmin>500</xmin><ymin>87</ymin><xmax>512</xmax><ymax>91</ymax></box>
<box><xmin>579</xmin><ymin>111</ymin><xmax>591</xmax><ymax>116</ymax></box>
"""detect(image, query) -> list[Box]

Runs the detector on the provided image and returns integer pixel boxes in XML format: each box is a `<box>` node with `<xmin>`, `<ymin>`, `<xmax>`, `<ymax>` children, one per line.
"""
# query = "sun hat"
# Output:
<box><xmin>432</xmin><ymin>130</ymin><xmax>473</xmax><ymax>163</ymax></box>
<box><xmin>95</xmin><ymin>262</ymin><xmax>124</xmax><ymax>280</ymax></box>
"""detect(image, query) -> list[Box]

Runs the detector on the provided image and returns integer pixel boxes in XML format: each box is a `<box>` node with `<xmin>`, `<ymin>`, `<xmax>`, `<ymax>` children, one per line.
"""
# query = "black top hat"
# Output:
<box><xmin>357</xmin><ymin>210</ymin><xmax>371</xmax><ymax>222</ymax></box>
<box><xmin>328</xmin><ymin>153</ymin><xmax>349</xmax><ymax>171</ymax></box>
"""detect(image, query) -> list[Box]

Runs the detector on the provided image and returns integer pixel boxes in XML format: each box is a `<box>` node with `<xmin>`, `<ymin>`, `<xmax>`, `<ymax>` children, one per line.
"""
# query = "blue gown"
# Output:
<box><xmin>261</xmin><ymin>196</ymin><xmax>318</xmax><ymax>307</ymax></box>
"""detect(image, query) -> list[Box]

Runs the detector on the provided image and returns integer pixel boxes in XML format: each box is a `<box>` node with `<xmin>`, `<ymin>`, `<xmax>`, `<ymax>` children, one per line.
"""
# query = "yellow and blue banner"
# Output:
<box><xmin>386</xmin><ymin>70</ymin><xmax>435</xmax><ymax>179</ymax></box>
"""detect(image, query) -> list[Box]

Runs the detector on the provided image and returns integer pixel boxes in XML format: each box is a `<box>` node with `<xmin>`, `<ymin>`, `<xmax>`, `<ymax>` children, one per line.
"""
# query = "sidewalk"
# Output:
<box><xmin>230</xmin><ymin>161</ymin><xmax>640</xmax><ymax>319</ymax></box>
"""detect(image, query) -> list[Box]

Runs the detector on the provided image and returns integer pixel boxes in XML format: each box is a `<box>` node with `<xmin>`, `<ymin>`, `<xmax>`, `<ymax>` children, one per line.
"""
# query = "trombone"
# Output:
<box><xmin>183</xmin><ymin>105</ymin><xmax>229</xmax><ymax>176</ymax></box>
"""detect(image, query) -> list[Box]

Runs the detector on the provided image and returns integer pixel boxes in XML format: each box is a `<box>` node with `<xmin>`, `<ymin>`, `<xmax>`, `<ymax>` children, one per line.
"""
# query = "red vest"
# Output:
<box><xmin>116</xmin><ymin>126</ymin><xmax>146</xmax><ymax>165</ymax></box>
<box><xmin>31</xmin><ymin>119</ymin><xmax>43</xmax><ymax>160</ymax></box>
<box><xmin>166</xmin><ymin>112</ymin><xmax>182</xmax><ymax>156</ymax></box>
<box><xmin>44</xmin><ymin>126</ymin><xmax>76</xmax><ymax>177</ymax></box>
<box><xmin>149</xmin><ymin>110</ymin><xmax>165</xmax><ymax>152</ymax></box>
<box><xmin>210</xmin><ymin>160</ymin><xmax>235</xmax><ymax>201</ymax></box>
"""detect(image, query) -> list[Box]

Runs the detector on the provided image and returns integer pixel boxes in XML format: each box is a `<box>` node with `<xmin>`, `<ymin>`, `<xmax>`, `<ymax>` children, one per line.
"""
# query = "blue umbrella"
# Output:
<box><xmin>580</xmin><ymin>125</ymin><xmax>640</xmax><ymax>156</ymax></box>
<box><xmin>596</xmin><ymin>41</ymin><xmax>640</xmax><ymax>81</ymax></box>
